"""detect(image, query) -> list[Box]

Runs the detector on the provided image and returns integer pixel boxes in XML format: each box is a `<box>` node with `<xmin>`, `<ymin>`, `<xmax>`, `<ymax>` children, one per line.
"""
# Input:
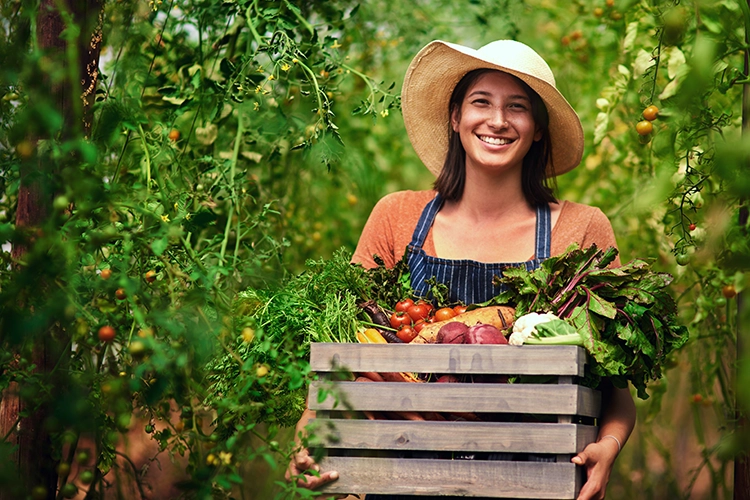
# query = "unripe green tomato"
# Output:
<box><xmin>60</xmin><ymin>483</ymin><xmax>78</xmax><ymax>499</ymax></box>
<box><xmin>145</xmin><ymin>424</ymin><xmax>154</xmax><ymax>433</ymax></box>
<box><xmin>675</xmin><ymin>253</ymin><xmax>690</xmax><ymax>266</ymax></box>
<box><xmin>57</xmin><ymin>462</ymin><xmax>71</xmax><ymax>477</ymax></box>
<box><xmin>31</xmin><ymin>486</ymin><xmax>47</xmax><ymax>500</ymax></box>
<box><xmin>53</xmin><ymin>195</ymin><xmax>70</xmax><ymax>212</ymax></box>
<box><xmin>79</xmin><ymin>470</ymin><xmax>95</xmax><ymax>485</ymax></box>
<box><xmin>76</xmin><ymin>450</ymin><xmax>90</xmax><ymax>465</ymax></box>
<box><xmin>715</xmin><ymin>297</ymin><xmax>727</xmax><ymax>307</ymax></box>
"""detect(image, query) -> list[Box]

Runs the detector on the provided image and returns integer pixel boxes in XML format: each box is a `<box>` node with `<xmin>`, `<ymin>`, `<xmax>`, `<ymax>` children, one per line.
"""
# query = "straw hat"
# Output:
<box><xmin>401</xmin><ymin>40</ymin><xmax>584</xmax><ymax>177</ymax></box>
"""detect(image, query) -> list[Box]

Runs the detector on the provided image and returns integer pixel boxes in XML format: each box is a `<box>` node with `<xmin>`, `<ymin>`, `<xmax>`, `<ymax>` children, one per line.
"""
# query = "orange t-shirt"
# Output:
<box><xmin>352</xmin><ymin>190</ymin><xmax>620</xmax><ymax>269</ymax></box>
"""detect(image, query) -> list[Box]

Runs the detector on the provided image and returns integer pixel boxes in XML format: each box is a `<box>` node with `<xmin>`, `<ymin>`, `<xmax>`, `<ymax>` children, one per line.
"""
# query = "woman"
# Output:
<box><xmin>287</xmin><ymin>39</ymin><xmax>636</xmax><ymax>500</ymax></box>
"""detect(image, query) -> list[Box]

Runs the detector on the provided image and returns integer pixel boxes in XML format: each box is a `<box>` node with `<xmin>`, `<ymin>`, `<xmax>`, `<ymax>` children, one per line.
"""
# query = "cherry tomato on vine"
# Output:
<box><xmin>145</xmin><ymin>270</ymin><xmax>157</xmax><ymax>283</ymax></box>
<box><xmin>636</xmin><ymin>120</ymin><xmax>653</xmax><ymax>136</ymax></box>
<box><xmin>79</xmin><ymin>470</ymin><xmax>95</xmax><ymax>485</ymax></box>
<box><xmin>76</xmin><ymin>450</ymin><xmax>90</xmax><ymax>465</ymax></box>
<box><xmin>394</xmin><ymin>298</ymin><xmax>415</xmax><ymax>313</ymax></box>
<box><xmin>389</xmin><ymin>311</ymin><xmax>412</xmax><ymax>329</ymax></box>
<box><xmin>100</xmin><ymin>268</ymin><xmax>112</xmax><ymax>280</ymax></box>
<box><xmin>675</xmin><ymin>253</ymin><xmax>690</xmax><ymax>266</ymax></box>
<box><xmin>98</xmin><ymin>326</ymin><xmax>116</xmax><ymax>342</ymax></box>
<box><xmin>115</xmin><ymin>288</ymin><xmax>126</xmax><ymax>301</ymax></box>
<box><xmin>57</xmin><ymin>462</ymin><xmax>71</xmax><ymax>477</ymax></box>
<box><xmin>168</xmin><ymin>129</ymin><xmax>180</xmax><ymax>141</ymax></box>
<box><xmin>722</xmin><ymin>285</ymin><xmax>737</xmax><ymax>298</ymax></box>
<box><xmin>413</xmin><ymin>319</ymin><xmax>429</xmax><ymax>334</ymax></box>
<box><xmin>406</xmin><ymin>303</ymin><xmax>430</xmax><ymax>322</ymax></box>
<box><xmin>688</xmin><ymin>223</ymin><xmax>697</xmax><ymax>231</ymax></box>
<box><xmin>397</xmin><ymin>325</ymin><xmax>417</xmax><ymax>343</ymax></box>
<box><xmin>642</xmin><ymin>105</ymin><xmax>659</xmax><ymax>121</ymax></box>
<box><xmin>433</xmin><ymin>307</ymin><xmax>457</xmax><ymax>322</ymax></box>
<box><xmin>60</xmin><ymin>484</ymin><xmax>77</xmax><ymax>499</ymax></box>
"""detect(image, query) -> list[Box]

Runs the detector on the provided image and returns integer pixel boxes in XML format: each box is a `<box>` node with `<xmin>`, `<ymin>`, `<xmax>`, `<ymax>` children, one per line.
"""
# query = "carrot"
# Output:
<box><xmin>412</xmin><ymin>306</ymin><xmax>516</xmax><ymax>344</ymax></box>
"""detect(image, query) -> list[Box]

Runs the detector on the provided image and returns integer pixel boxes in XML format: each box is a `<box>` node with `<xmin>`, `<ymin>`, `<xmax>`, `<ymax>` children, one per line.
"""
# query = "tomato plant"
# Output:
<box><xmin>642</xmin><ymin>105</ymin><xmax>659</xmax><ymax>121</ymax></box>
<box><xmin>635</xmin><ymin>120</ymin><xmax>653</xmax><ymax>136</ymax></box>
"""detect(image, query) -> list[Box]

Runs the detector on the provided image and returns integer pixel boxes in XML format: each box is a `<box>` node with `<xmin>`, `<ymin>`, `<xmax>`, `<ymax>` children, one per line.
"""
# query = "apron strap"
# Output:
<box><xmin>534</xmin><ymin>203</ymin><xmax>552</xmax><ymax>260</ymax></box>
<box><xmin>408</xmin><ymin>193</ymin><xmax>443</xmax><ymax>250</ymax></box>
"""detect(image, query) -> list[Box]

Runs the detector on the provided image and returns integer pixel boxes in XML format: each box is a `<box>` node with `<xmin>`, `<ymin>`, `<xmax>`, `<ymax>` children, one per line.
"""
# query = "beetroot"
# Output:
<box><xmin>465</xmin><ymin>323</ymin><xmax>507</xmax><ymax>344</ymax></box>
<box><xmin>436</xmin><ymin>322</ymin><xmax>469</xmax><ymax>344</ymax></box>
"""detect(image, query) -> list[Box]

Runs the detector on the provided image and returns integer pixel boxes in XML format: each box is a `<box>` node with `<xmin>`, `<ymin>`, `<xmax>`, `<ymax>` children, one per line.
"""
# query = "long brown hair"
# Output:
<box><xmin>433</xmin><ymin>68</ymin><xmax>557</xmax><ymax>205</ymax></box>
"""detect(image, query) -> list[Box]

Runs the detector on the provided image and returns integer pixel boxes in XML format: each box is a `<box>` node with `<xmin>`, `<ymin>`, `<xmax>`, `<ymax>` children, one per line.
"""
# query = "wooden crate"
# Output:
<box><xmin>306</xmin><ymin>343</ymin><xmax>600</xmax><ymax>499</ymax></box>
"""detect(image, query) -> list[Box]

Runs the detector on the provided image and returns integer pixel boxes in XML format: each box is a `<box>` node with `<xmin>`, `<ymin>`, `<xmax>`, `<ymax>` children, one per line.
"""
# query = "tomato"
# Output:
<box><xmin>79</xmin><ymin>470</ymin><xmax>95</xmax><ymax>485</ymax></box>
<box><xmin>394</xmin><ymin>298</ymin><xmax>415</xmax><ymax>313</ymax></box>
<box><xmin>722</xmin><ymin>285</ymin><xmax>737</xmax><ymax>299</ymax></box>
<box><xmin>406</xmin><ymin>304</ymin><xmax>430</xmax><ymax>322</ymax></box>
<box><xmin>168</xmin><ymin>129</ymin><xmax>180</xmax><ymax>141</ymax></box>
<box><xmin>412</xmin><ymin>318</ymin><xmax>432</xmax><ymax>333</ymax></box>
<box><xmin>453</xmin><ymin>305</ymin><xmax>468</xmax><ymax>315</ymax></box>
<box><xmin>642</xmin><ymin>105</ymin><xmax>659</xmax><ymax>121</ymax></box>
<box><xmin>60</xmin><ymin>484</ymin><xmax>78</xmax><ymax>499</ymax></box>
<box><xmin>144</xmin><ymin>270</ymin><xmax>157</xmax><ymax>283</ymax></box>
<box><xmin>415</xmin><ymin>300</ymin><xmax>434</xmax><ymax>314</ymax></box>
<box><xmin>100</xmin><ymin>268</ymin><xmax>112</xmax><ymax>280</ymax></box>
<box><xmin>115</xmin><ymin>288</ymin><xmax>126</xmax><ymax>301</ymax></box>
<box><xmin>57</xmin><ymin>462</ymin><xmax>71</xmax><ymax>477</ymax></box>
<box><xmin>389</xmin><ymin>311</ymin><xmax>412</xmax><ymax>329</ymax></box>
<box><xmin>688</xmin><ymin>223</ymin><xmax>696</xmax><ymax>231</ymax></box>
<box><xmin>76</xmin><ymin>450</ymin><xmax>90</xmax><ymax>465</ymax></box>
<box><xmin>397</xmin><ymin>326</ymin><xmax>417</xmax><ymax>343</ymax></box>
<box><xmin>433</xmin><ymin>307</ymin><xmax>457</xmax><ymax>322</ymax></box>
<box><xmin>675</xmin><ymin>253</ymin><xmax>690</xmax><ymax>266</ymax></box>
<box><xmin>593</xmin><ymin>7</ymin><xmax>604</xmax><ymax>17</ymax></box>
<box><xmin>98</xmin><ymin>326</ymin><xmax>116</xmax><ymax>342</ymax></box>
<box><xmin>635</xmin><ymin>120</ymin><xmax>653</xmax><ymax>135</ymax></box>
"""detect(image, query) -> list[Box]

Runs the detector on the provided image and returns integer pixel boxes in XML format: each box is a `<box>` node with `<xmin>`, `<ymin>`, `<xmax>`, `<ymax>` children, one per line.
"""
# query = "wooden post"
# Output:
<box><xmin>0</xmin><ymin>1</ymin><xmax>102</xmax><ymax>498</ymax></box>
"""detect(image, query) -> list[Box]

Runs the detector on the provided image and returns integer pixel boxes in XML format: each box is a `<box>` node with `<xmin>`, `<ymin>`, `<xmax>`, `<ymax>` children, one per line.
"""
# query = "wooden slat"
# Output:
<box><xmin>310</xmin><ymin>343</ymin><xmax>587</xmax><ymax>376</ymax></box>
<box><xmin>309</xmin><ymin>381</ymin><xmax>601</xmax><ymax>417</ymax></box>
<box><xmin>307</xmin><ymin>419</ymin><xmax>597</xmax><ymax>454</ymax></box>
<box><xmin>315</xmin><ymin>456</ymin><xmax>580</xmax><ymax>499</ymax></box>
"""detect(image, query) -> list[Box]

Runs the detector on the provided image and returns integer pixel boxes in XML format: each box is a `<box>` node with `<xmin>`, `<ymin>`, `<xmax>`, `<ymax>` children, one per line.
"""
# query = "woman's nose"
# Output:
<box><xmin>487</xmin><ymin>107</ymin><xmax>508</xmax><ymax>128</ymax></box>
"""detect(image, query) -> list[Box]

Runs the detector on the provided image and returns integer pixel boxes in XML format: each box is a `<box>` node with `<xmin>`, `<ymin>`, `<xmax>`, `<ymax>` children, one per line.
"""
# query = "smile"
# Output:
<box><xmin>478</xmin><ymin>135</ymin><xmax>513</xmax><ymax>145</ymax></box>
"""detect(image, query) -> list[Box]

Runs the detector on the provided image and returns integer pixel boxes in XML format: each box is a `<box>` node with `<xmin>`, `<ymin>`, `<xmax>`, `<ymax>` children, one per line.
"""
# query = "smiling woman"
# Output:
<box><xmin>288</xmin><ymin>38</ymin><xmax>637</xmax><ymax>500</ymax></box>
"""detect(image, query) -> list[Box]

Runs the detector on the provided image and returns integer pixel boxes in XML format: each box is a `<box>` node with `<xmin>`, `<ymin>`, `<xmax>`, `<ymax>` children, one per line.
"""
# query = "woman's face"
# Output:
<box><xmin>451</xmin><ymin>71</ymin><xmax>542</xmax><ymax>176</ymax></box>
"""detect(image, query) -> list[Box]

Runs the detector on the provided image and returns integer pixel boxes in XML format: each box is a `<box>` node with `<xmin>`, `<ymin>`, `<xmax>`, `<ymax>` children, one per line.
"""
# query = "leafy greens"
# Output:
<box><xmin>490</xmin><ymin>244</ymin><xmax>689</xmax><ymax>399</ymax></box>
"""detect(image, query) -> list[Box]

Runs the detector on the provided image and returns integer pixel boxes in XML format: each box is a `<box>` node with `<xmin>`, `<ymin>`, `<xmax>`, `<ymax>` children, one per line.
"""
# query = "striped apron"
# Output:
<box><xmin>407</xmin><ymin>193</ymin><xmax>551</xmax><ymax>304</ymax></box>
<box><xmin>366</xmin><ymin>194</ymin><xmax>552</xmax><ymax>500</ymax></box>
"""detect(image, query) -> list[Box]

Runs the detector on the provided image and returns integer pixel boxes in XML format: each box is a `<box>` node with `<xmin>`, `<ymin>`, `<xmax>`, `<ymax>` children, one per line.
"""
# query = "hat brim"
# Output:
<box><xmin>401</xmin><ymin>41</ymin><xmax>584</xmax><ymax>177</ymax></box>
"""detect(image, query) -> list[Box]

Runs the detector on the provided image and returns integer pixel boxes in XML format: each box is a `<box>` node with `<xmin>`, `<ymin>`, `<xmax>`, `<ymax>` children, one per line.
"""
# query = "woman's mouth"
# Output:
<box><xmin>478</xmin><ymin>135</ymin><xmax>513</xmax><ymax>146</ymax></box>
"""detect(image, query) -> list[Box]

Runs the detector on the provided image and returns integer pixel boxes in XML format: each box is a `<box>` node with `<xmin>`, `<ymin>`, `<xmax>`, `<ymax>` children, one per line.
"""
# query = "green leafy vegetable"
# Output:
<box><xmin>491</xmin><ymin>244</ymin><xmax>689</xmax><ymax>399</ymax></box>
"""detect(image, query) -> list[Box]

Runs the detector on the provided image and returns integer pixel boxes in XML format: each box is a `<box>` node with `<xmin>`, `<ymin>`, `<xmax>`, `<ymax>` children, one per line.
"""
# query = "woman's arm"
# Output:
<box><xmin>572</xmin><ymin>383</ymin><xmax>636</xmax><ymax>500</ymax></box>
<box><xmin>285</xmin><ymin>408</ymin><xmax>341</xmax><ymax>490</ymax></box>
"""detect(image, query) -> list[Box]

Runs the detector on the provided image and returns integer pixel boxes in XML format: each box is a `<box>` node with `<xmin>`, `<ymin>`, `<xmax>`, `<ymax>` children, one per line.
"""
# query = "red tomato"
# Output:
<box><xmin>389</xmin><ymin>312</ymin><xmax>412</xmax><ymax>329</ymax></box>
<box><xmin>406</xmin><ymin>304</ymin><xmax>430</xmax><ymax>322</ymax></box>
<box><xmin>453</xmin><ymin>305</ymin><xmax>468</xmax><ymax>315</ymax></box>
<box><xmin>394</xmin><ymin>298</ymin><xmax>415</xmax><ymax>313</ymax></box>
<box><xmin>413</xmin><ymin>319</ymin><xmax>429</xmax><ymax>333</ymax></box>
<box><xmin>416</xmin><ymin>300</ymin><xmax>434</xmax><ymax>315</ymax></box>
<box><xmin>397</xmin><ymin>326</ymin><xmax>417</xmax><ymax>343</ymax></box>
<box><xmin>433</xmin><ymin>307</ymin><xmax>457</xmax><ymax>322</ymax></box>
<box><xmin>98</xmin><ymin>326</ymin><xmax>116</xmax><ymax>342</ymax></box>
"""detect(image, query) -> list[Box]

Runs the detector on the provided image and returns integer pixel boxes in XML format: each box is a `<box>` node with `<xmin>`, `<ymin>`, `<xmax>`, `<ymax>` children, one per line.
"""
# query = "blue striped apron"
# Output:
<box><xmin>407</xmin><ymin>193</ymin><xmax>551</xmax><ymax>304</ymax></box>
<box><xmin>366</xmin><ymin>195</ymin><xmax>553</xmax><ymax>500</ymax></box>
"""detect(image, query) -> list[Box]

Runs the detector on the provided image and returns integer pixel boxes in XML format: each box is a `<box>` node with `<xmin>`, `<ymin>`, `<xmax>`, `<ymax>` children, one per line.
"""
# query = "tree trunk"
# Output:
<box><xmin>0</xmin><ymin>1</ymin><xmax>102</xmax><ymax>498</ymax></box>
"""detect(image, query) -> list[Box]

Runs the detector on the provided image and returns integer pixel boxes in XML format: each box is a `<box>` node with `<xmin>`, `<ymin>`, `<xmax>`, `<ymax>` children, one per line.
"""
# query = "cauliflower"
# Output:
<box><xmin>508</xmin><ymin>312</ymin><xmax>559</xmax><ymax>345</ymax></box>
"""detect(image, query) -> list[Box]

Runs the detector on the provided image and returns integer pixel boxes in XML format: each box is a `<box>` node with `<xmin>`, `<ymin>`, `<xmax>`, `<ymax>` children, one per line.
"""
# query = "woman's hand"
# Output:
<box><xmin>285</xmin><ymin>446</ymin><xmax>340</xmax><ymax>491</ymax></box>
<box><xmin>571</xmin><ymin>437</ymin><xmax>619</xmax><ymax>500</ymax></box>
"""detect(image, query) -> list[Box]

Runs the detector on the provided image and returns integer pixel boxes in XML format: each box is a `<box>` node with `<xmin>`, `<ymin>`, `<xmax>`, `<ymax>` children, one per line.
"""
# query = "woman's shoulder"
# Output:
<box><xmin>374</xmin><ymin>189</ymin><xmax>437</xmax><ymax>209</ymax></box>
<box><xmin>558</xmin><ymin>199</ymin><xmax>612</xmax><ymax>225</ymax></box>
